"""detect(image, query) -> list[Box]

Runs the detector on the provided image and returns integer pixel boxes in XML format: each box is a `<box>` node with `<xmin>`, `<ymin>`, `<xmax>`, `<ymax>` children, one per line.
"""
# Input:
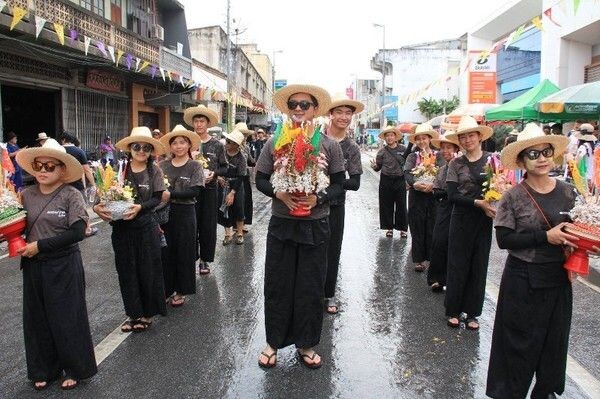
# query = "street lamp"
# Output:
<box><xmin>271</xmin><ymin>50</ymin><xmax>283</xmax><ymax>94</ymax></box>
<box><xmin>373</xmin><ymin>23</ymin><xmax>386</xmax><ymax>128</ymax></box>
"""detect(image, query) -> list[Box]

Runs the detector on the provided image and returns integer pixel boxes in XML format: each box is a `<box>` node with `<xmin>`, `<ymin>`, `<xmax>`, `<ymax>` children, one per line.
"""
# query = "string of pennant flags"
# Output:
<box><xmin>0</xmin><ymin>1</ymin><xmax>263</xmax><ymax>110</ymax></box>
<box><xmin>365</xmin><ymin>0</ymin><xmax>583</xmax><ymax>120</ymax></box>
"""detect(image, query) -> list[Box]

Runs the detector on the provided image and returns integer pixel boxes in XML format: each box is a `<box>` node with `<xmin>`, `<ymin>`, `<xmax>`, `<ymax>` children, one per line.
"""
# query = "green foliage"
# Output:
<box><xmin>493</xmin><ymin>125</ymin><xmax>515</xmax><ymax>150</ymax></box>
<box><xmin>416</xmin><ymin>96</ymin><xmax>460</xmax><ymax>119</ymax></box>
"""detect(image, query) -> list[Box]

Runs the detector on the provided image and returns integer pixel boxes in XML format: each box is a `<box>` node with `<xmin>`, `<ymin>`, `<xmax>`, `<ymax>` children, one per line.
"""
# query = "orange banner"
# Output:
<box><xmin>469</xmin><ymin>72</ymin><xmax>497</xmax><ymax>103</ymax></box>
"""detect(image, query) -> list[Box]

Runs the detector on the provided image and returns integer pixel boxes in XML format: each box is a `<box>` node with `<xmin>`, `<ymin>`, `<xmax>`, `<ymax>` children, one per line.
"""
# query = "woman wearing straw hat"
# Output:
<box><xmin>217</xmin><ymin>129</ymin><xmax>247</xmax><ymax>244</ymax></box>
<box><xmin>159</xmin><ymin>125</ymin><xmax>204</xmax><ymax>308</ymax></box>
<box><xmin>486</xmin><ymin>123</ymin><xmax>599</xmax><ymax>398</ymax></box>
<box><xmin>323</xmin><ymin>94</ymin><xmax>364</xmax><ymax>314</ymax></box>
<box><xmin>183</xmin><ymin>105</ymin><xmax>226</xmax><ymax>275</ymax></box>
<box><xmin>427</xmin><ymin>132</ymin><xmax>460</xmax><ymax>292</ymax></box>
<box><xmin>370</xmin><ymin>126</ymin><xmax>408</xmax><ymax>238</ymax></box>
<box><xmin>403</xmin><ymin>123</ymin><xmax>443</xmax><ymax>272</ymax></box>
<box><xmin>254</xmin><ymin>84</ymin><xmax>345</xmax><ymax>369</ymax></box>
<box><xmin>575</xmin><ymin>126</ymin><xmax>597</xmax><ymax>186</ymax></box>
<box><xmin>444</xmin><ymin>116</ymin><xmax>496</xmax><ymax>330</ymax></box>
<box><xmin>93</xmin><ymin>127</ymin><xmax>167</xmax><ymax>333</ymax></box>
<box><xmin>16</xmin><ymin>139</ymin><xmax>97</xmax><ymax>390</ymax></box>
<box><xmin>234</xmin><ymin>122</ymin><xmax>256</xmax><ymax>233</ymax></box>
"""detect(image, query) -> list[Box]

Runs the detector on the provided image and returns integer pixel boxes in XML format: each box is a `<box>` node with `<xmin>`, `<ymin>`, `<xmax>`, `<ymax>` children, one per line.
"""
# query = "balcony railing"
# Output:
<box><xmin>6</xmin><ymin>0</ymin><xmax>160</xmax><ymax>65</ymax></box>
<box><xmin>160</xmin><ymin>46</ymin><xmax>192</xmax><ymax>79</ymax></box>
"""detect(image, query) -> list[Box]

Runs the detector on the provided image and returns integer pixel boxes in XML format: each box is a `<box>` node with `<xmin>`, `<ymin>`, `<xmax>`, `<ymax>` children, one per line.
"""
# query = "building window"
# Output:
<box><xmin>80</xmin><ymin>0</ymin><xmax>104</xmax><ymax>16</ymax></box>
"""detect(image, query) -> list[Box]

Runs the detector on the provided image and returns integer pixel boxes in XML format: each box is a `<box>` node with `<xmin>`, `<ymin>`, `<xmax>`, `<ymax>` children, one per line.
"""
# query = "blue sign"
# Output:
<box><xmin>366</xmin><ymin>128</ymin><xmax>379</xmax><ymax>144</ymax></box>
<box><xmin>274</xmin><ymin>80</ymin><xmax>287</xmax><ymax>90</ymax></box>
<box><xmin>384</xmin><ymin>96</ymin><xmax>398</xmax><ymax>121</ymax></box>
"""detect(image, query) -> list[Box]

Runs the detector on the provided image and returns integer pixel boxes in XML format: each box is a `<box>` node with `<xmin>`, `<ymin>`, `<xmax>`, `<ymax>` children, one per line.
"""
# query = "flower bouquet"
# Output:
<box><xmin>94</xmin><ymin>164</ymin><xmax>134</xmax><ymax>220</ymax></box>
<box><xmin>411</xmin><ymin>153</ymin><xmax>438</xmax><ymax>185</ymax></box>
<box><xmin>562</xmin><ymin>156</ymin><xmax>600</xmax><ymax>276</ymax></box>
<box><xmin>482</xmin><ymin>153</ymin><xmax>513</xmax><ymax>208</ymax></box>
<box><xmin>0</xmin><ymin>180</ymin><xmax>27</xmax><ymax>257</ymax></box>
<box><xmin>271</xmin><ymin>121</ymin><xmax>329</xmax><ymax>217</ymax></box>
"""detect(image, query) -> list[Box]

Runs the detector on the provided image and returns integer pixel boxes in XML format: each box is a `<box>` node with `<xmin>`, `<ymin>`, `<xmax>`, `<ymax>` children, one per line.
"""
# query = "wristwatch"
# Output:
<box><xmin>316</xmin><ymin>190</ymin><xmax>328</xmax><ymax>205</ymax></box>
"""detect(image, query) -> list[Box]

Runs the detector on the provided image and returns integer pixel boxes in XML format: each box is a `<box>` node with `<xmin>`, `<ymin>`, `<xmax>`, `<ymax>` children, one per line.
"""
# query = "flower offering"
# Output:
<box><xmin>0</xmin><ymin>145</ymin><xmax>26</xmax><ymax>256</ymax></box>
<box><xmin>411</xmin><ymin>152</ymin><xmax>439</xmax><ymax>184</ymax></box>
<box><xmin>482</xmin><ymin>153</ymin><xmax>513</xmax><ymax>203</ymax></box>
<box><xmin>94</xmin><ymin>164</ymin><xmax>134</xmax><ymax>220</ymax></box>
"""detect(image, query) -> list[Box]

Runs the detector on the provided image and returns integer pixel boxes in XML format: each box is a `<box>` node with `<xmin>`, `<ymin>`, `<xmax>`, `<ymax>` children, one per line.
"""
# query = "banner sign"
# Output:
<box><xmin>86</xmin><ymin>69</ymin><xmax>123</xmax><ymax>93</ymax></box>
<box><xmin>468</xmin><ymin>51</ymin><xmax>497</xmax><ymax>104</ymax></box>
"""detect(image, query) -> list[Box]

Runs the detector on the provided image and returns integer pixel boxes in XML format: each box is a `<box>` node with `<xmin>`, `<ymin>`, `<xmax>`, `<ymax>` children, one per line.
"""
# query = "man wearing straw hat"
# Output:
<box><xmin>233</xmin><ymin>122</ymin><xmax>255</xmax><ymax>232</ymax></box>
<box><xmin>254</xmin><ymin>84</ymin><xmax>345</xmax><ymax>369</ymax></box>
<box><xmin>322</xmin><ymin>94</ymin><xmax>364</xmax><ymax>314</ymax></box>
<box><xmin>35</xmin><ymin>132</ymin><xmax>49</xmax><ymax>146</ymax></box>
<box><xmin>183</xmin><ymin>105</ymin><xmax>226</xmax><ymax>275</ymax></box>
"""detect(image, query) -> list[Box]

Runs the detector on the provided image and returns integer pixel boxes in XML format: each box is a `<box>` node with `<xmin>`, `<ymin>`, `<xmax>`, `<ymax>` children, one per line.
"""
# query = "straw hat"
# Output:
<box><xmin>445</xmin><ymin>115</ymin><xmax>493</xmax><ymax>141</ymax></box>
<box><xmin>500</xmin><ymin>123</ymin><xmax>568</xmax><ymax>169</ymax></box>
<box><xmin>159</xmin><ymin>124</ymin><xmax>201</xmax><ymax>151</ymax></box>
<box><xmin>580</xmin><ymin>134</ymin><xmax>598</xmax><ymax>142</ymax></box>
<box><xmin>378</xmin><ymin>126</ymin><xmax>402</xmax><ymax>140</ymax></box>
<box><xmin>35</xmin><ymin>132</ymin><xmax>49</xmax><ymax>141</ymax></box>
<box><xmin>431</xmin><ymin>132</ymin><xmax>460</xmax><ymax>149</ymax></box>
<box><xmin>326</xmin><ymin>94</ymin><xmax>365</xmax><ymax>114</ymax></box>
<box><xmin>115</xmin><ymin>126</ymin><xmax>166</xmax><ymax>155</ymax></box>
<box><xmin>16</xmin><ymin>139</ymin><xmax>83</xmax><ymax>183</ymax></box>
<box><xmin>183</xmin><ymin>105</ymin><xmax>219</xmax><ymax>128</ymax></box>
<box><xmin>222</xmin><ymin>129</ymin><xmax>245</xmax><ymax>146</ymax></box>
<box><xmin>273</xmin><ymin>84</ymin><xmax>331</xmax><ymax>117</ymax></box>
<box><xmin>234</xmin><ymin>122</ymin><xmax>254</xmax><ymax>137</ymax></box>
<box><xmin>508</xmin><ymin>129</ymin><xmax>520</xmax><ymax>136</ymax></box>
<box><xmin>579</xmin><ymin>123</ymin><xmax>594</xmax><ymax>133</ymax></box>
<box><xmin>408</xmin><ymin>123</ymin><xmax>440</xmax><ymax>144</ymax></box>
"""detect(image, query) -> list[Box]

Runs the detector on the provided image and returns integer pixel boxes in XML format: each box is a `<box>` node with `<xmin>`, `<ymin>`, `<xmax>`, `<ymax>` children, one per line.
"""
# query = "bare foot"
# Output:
<box><xmin>258</xmin><ymin>345</ymin><xmax>277</xmax><ymax>368</ymax></box>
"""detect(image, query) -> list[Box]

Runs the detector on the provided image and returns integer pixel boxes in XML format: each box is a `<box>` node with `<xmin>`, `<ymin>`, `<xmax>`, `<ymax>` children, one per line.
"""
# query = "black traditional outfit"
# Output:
<box><xmin>373</xmin><ymin>144</ymin><xmax>408</xmax><ymax>232</ymax></box>
<box><xmin>242</xmin><ymin>143</ymin><xmax>255</xmax><ymax>226</ymax></box>
<box><xmin>444</xmin><ymin>152</ymin><xmax>493</xmax><ymax>319</ymax></box>
<box><xmin>21</xmin><ymin>184</ymin><xmax>97</xmax><ymax>383</ymax></box>
<box><xmin>195</xmin><ymin>138</ymin><xmax>227</xmax><ymax>263</ymax></box>
<box><xmin>217</xmin><ymin>150</ymin><xmax>246</xmax><ymax>228</ymax></box>
<box><xmin>427</xmin><ymin>163</ymin><xmax>452</xmax><ymax>287</ymax></box>
<box><xmin>486</xmin><ymin>180</ymin><xmax>576</xmax><ymax>399</ymax></box>
<box><xmin>159</xmin><ymin>159</ymin><xmax>204</xmax><ymax>298</ymax></box>
<box><xmin>255</xmin><ymin>134</ymin><xmax>345</xmax><ymax>349</ymax></box>
<box><xmin>111</xmin><ymin>163</ymin><xmax>167</xmax><ymax>320</ymax></box>
<box><xmin>403</xmin><ymin>150</ymin><xmax>444</xmax><ymax>264</ymax></box>
<box><xmin>324</xmin><ymin>136</ymin><xmax>362</xmax><ymax>300</ymax></box>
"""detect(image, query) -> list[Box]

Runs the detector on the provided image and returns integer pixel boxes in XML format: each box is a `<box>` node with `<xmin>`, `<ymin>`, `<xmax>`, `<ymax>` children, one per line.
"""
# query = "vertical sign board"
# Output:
<box><xmin>468</xmin><ymin>51</ymin><xmax>497</xmax><ymax>104</ymax></box>
<box><xmin>274</xmin><ymin>80</ymin><xmax>287</xmax><ymax>91</ymax></box>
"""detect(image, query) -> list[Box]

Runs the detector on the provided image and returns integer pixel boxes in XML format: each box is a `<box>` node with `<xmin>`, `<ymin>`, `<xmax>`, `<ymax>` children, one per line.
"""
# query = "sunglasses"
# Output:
<box><xmin>31</xmin><ymin>160</ymin><xmax>63</xmax><ymax>172</ymax></box>
<box><xmin>287</xmin><ymin>100</ymin><xmax>314</xmax><ymax>111</ymax></box>
<box><xmin>523</xmin><ymin>146</ymin><xmax>554</xmax><ymax>161</ymax></box>
<box><xmin>131</xmin><ymin>143</ymin><xmax>153</xmax><ymax>153</ymax></box>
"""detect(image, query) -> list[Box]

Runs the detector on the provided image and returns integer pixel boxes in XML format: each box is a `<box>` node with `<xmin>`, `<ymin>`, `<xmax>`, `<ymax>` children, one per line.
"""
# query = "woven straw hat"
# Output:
<box><xmin>408</xmin><ymin>123</ymin><xmax>440</xmax><ymax>144</ymax></box>
<box><xmin>159</xmin><ymin>124</ymin><xmax>201</xmax><ymax>151</ymax></box>
<box><xmin>445</xmin><ymin>115</ymin><xmax>493</xmax><ymax>141</ymax></box>
<box><xmin>183</xmin><ymin>105</ymin><xmax>219</xmax><ymax>128</ymax></box>
<box><xmin>431</xmin><ymin>132</ymin><xmax>460</xmax><ymax>149</ymax></box>
<box><xmin>500</xmin><ymin>123</ymin><xmax>568</xmax><ymax>169</ymax></box>
<box><xmin>16</xmin><ymin>139</ymin><xmax>84</xmax><ymax>183</ymax></box>
<box><xmin>222</xmin><ymin>130</ymin><xmax>245</xmax><ymax>146</ymax></box>
<box><xmin>378</xmin><ymin>126</ymin><xmax>402</xmax><ymax>140</ymax></box>
<box><xmin>115</xmin><ymin>126</ymin><xmax>166</xmax><ymax>155</ymax></box>
<box><xmin>580</xmin><ymin>134</ymin><xmax>598</xmax><ymax>142</ymax></box>
<box><xmin>35</xmin><ymin>132</ymin><xmax>49</xmax><ymax>141</ymax></box>
<box><xmin>273</xmin><ymin>84</ymin><xmax>331</xmax><ymax>117</ymax></box>
<box><xmin>579</xmin><ymin>123</ymin><xmax>594</xmax><ymax>133</ymax></box>
<box><xmin>234</xmin><ymin>122</ymin><xmax>255</xmax><ymax>137</ymax></box>
<box><xmin>326</xmin><ymin>94</ymin><xmax>365</xmax><ymax>114</ymax></box>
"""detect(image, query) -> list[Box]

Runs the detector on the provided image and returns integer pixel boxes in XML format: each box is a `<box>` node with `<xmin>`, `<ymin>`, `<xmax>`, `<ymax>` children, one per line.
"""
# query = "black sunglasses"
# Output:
<box><xmin>131</xmin><ymin>143</ymin><xmax>153</xmax><ymax>153</ymax></box>
<box><xmin>287</xmin><ymin>100</ymin><xmax>314</xmax><ymax>111</ymax></box>
<box><xmin>523</xmin><ymin>146</ymin><xmax>554</xmax><ymax>161</ymax></box>
<box><xmin>31</xmin><ymin>160</ymin><xmax>64</xmax><ymax>172</ymax></box>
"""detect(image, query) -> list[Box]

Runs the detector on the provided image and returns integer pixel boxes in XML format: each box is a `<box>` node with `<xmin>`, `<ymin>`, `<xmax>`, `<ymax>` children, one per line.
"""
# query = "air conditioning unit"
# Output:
<box><xmin>152</xmin><ymin>25</ymin><xmax>164</xmax><ymax>41</ymax></box>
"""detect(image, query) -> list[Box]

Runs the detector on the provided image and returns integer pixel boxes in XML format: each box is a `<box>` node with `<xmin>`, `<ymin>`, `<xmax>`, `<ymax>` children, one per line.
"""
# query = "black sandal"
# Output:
<box><xmin>430</xmin><ymin>282</ymin><xmax>444</xmax><ymax>293</ymax></box>
<box><xmin>297</xmin><ymin>350</ymin><xmax>322</xmax><ymax>369</ymax></box>
<box><xmin>258</xmin><ymin>351</ymin><xmax>277</xmax><ymax>369</ymax></box>
<box><xmin>466</xmin><ymin>318</ymin><xmax>480</xmax><ymax>331</ymax></box>
<box><xmin>60</xmin><ymin>378</ymin><xmax>78</xmax><ymax>390</ymax></box>
<box><xmin>447</xmin><ymin>317</ymin><xmax>460</xmax><ymax>328</ymax></box>
<box><xmin>132</xmin><ymin>319</ymin><xmax>152</xmax><ymax>332</ymax></box>
<box><xmin>33</xmin><ymin>381</ymin><xmax>49</xmax><ymax>391</ymax></box>
<box><xmin>120</xmin><ymin>320</ymin><xmax>134</xmax><ymax>333</ymax></box>
<box><xmin>385</xmin><ymin>230</ymin><xmax>393</xmax><ymax>237</ymax></box>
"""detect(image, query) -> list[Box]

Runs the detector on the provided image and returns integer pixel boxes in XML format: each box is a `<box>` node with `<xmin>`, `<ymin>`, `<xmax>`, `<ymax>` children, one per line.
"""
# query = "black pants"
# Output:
<box><xmin>325</xmin><ymin>204</ymin><xmax>345</xmax><ymax>298</ymax></box>
<box><xmin>22</xmin><ymin>248</ymin><xmax>97</xmax><ymax>382</ymax></box>
<box><xmin>112</xmin><ymin>223</ymin><xmax>167</xmax><ymax>319</ymax></box>
<box><xmin>196</xmin><ymin>186</ymin><xmax>218</xmax><ymax>263</ymax></box>
<box><xmin>162</xmin><ymin>203</ymin><xmax>197</xmax><ymax>297</ymax></box>
<box><xmin>217</xmin><ymin>184</ymin><xmax>245</xmax><ymax>228</ymax></box>
<box><xmin>445</xmin><ymin>205</ymin><xmax>492</xmax><ymax>318</ymax></box>
<box><xmin>378</xmin><ymin>174</ymin><xmax>407</xmax><ymax>231</ymax></box>
<box><xmin>264</xmin><ymin>216</ymin><xmax>329</xmax><ymax>349</ymax></box>
<box><xmin>427</xmin><ymin>199</ymin><xmax>452</xmax><ymax>285</ymax></box>
<box><xmin>407</xmin><ymin>189</ymin><xmax>435</xmax><ymax>263</ymax></box>
<box><xmin>243</xmin><ymin>175</ymin><xmax>253</xmax><ymax>225</ymax></box>
<box><xmin>486</xmin><ymin>256</ymin><xmax>572</xmax><ymax>399</ymax></box>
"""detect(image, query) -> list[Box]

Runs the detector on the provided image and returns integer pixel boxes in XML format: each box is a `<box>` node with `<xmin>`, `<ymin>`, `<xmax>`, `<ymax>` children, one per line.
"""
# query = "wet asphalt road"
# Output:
<box><xmin>0</xmin><ymin>154</ymin><xmax>599</xmax><ymax>399</ymax></box>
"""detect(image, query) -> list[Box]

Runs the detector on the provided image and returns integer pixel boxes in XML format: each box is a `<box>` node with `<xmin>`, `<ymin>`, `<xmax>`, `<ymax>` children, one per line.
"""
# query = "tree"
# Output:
<box><xmin>417</xmin><ymin>96</ymin><xmax>460</xmax><ymax>119</ymax></box>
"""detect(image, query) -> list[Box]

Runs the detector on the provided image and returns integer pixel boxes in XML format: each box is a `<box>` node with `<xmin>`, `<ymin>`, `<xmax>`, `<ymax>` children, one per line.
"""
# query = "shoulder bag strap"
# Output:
<box><xmin>520</xmin><ymin>183</ymin><xmax>552</xmax><ymax>229</ymax></box>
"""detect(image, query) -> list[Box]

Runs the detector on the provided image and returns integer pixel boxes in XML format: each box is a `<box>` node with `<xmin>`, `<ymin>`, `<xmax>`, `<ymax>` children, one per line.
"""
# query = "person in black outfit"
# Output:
<box><xmin>371</xmin><ymin>126</ymin><xmax>408</xmax><ymax>238</ymax></box>
<box><xmin>233</xmin><ymin>122</ymin><xmax>255</xmax><ymax>233</ymax></box>
<box><xmin>486</xmin><ymin>123</ymin><xmax>600</xmax><ymax>398</ymax></box>
<box><xmin>444</xmin><ymin>116</ymin><xmax>496</xmax><ymax>330</ymax></box>
<box><xmin>427</xmin><ymin>132</ymin><xmax>460</xmax><ymax>292</ymax></box>
<box><xmin>183</xmin><ymin>105</ymin><xmax>227</xmax><ymax>275</ymax></box>
<box><xmin>323</xmin><ymin>95</ymin><xmax>364</xmax><ymax>314</ymax></box>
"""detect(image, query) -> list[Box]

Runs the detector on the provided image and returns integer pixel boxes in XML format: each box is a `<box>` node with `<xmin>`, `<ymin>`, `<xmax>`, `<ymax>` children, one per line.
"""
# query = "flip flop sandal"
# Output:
<box><xmin>385</xmin><ymin>230</ymin><xmax>393</xmax><ymax>237</ymax></box>
<box><xmin>447</xmin><ymin>317</ymin><xmax>460</xmax><ymax>328</ymax></box>
<box><xmin>120</xmin><ymin>320</ymin><xmax>134</xmax><ymax>333</ymax></box>
<box><xmin>325</xmin><ymin>298</ymin><xmax>339</xmax><ymax>314</ymax></box>
<box><xmin>236</xmin><ymin>235</ymin><xmax>244</xmax><ymax>244</ymax></box>
<box><xmin>400</xmin><ymin>231</ymin><xmax>408</xmax><ymax>238</ymax></box>
<box><xmin>430</xmin><ymin>282</ymin><xmax>444</xmax><ymax>293</ymax></box>
<box><xmin>60</xmin><ymin>378</ymin><xmax>78</xmax><ymax>391</ymax></box>
<box><xmin>297</xmin><ymin>351</ymin><xmax>322</xmax><ymax>369</ymax></box>
<box><xmin>171</xmin><ymin>296</ymin><xmax>185</xmax><ymax>307</ymax></box>
<box><xmin>414</xmin><ymin>263</ymin><xmax>427</xmax><ymax>272</ymax></box>
<box><xmin>33</xmin><ymin>381</ymin><xmax>49</xmax><ymax>391</ymax></box>
<box><xmin>223</xmin><ymin>235</ymin><xmax>233</xmax><ymax>245</ymax></box>
<box><xmin>132</xmin><ymin>319</ymin><xmax>152</xmax><ymax>333</ymax></box>
<box><xmin>466</xmin><ymin>318</ymin><xmax>480</xmax><ymax>331</ymax></box>
<box><xmin>258</xmin><ymin>351</ymin><xmax>277</xmax><ymax>369</ymax></box>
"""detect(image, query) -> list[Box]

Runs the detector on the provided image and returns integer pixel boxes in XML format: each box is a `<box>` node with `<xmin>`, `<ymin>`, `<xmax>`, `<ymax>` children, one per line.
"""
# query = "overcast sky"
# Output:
<box><xmin>182</xmin><ymin>0</ymin><xmax>507</xmax><ymax>94</ymax></box>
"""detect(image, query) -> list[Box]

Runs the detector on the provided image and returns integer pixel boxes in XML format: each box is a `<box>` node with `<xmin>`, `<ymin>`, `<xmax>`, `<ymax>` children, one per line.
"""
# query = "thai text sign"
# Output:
<box><xmin>86</xmin><ymin>69</ymin><xmax>122</xmax><ymax>93</ymax></box>
<box><xmin>468</xmin><ymin>52</ymin><xmax>497</xmax><ymax>104</ymax></box>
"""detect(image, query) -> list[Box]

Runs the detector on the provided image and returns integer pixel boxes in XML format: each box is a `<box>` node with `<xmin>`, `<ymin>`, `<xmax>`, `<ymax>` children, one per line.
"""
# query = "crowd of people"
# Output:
<box><xmin>8</xmin><ymin>82</ymin><xmax>600</xmax><ymax>398</ymax></box>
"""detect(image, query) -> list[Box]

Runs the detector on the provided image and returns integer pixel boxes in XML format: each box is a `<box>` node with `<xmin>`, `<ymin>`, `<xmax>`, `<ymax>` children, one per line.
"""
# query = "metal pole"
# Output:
<box><xmin>381</xmin><ymin>25</ymin><xmax>386</xmax><ymax>129</ymax></box>
<box><xmin>225</xmin><ymin>0</ymin><xmax>232</xmax><ymax>131</ymax></box>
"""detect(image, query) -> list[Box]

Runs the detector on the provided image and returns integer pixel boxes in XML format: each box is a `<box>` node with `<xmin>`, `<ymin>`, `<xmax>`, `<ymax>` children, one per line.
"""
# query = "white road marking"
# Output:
<box><xmin>94</xmin><ymin>319</ymin><xmax>131</xmax><ymax>365</ymax></box>
<box><xmin>577</xmin><ymin>276</ymin><xmax>600</xmax><ymax>294</ymax></box>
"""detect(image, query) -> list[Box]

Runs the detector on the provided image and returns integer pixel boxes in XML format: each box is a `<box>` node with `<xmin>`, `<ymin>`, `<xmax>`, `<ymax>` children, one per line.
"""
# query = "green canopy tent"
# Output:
<box><xmin>537</xmin><ymin>81</ymin><xmax>600</xmax><ymax>122</ymax></box>
<box><xmin>485</xmin><ymin>79</ymin><xmax>560</xmax><ymax>121</ymax></box>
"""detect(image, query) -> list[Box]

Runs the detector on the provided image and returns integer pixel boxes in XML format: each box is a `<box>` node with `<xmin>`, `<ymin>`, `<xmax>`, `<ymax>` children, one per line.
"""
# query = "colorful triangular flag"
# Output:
<box><xmin>107</xmin><ymin>46</ymin><xmax>115</xmax><ymax>62</ymax></box>
<box><xmin>543</xmin><ymin>7</ymin><xmax>562</xmax><ymax>27</ymax></box>
<box><xmin>138</xmin><ymin>60</ymin><xmax>149</xmax><ymax>73</ymax></box>
<box><xmin>531</xmin><ymin>16</ymin><xmax>543</xmax><ymax>31</ymax></box>
<box><xmin>34</xmin><ymin>16</ymin><xmax>46</xmax><ymax>39</ymax></box>
<box><xmin>116</xmin><ymin>49</ymin><xmax>124</xmax><ymax>66</ymax></box>
<box><xmin>134</xmin><ymin>57</ymin><xmax>141</xmax><ymax>72</ymax></box>
<box><xmin>573</xmin><ymin>0</ymin><xmax>581</xmax><ymax>15</ymax></box>
<box><xmin>150</xmin><ymin>65</ymin><xmax>157</xmax><ymax>79</ymax></box>
<box><xmin>69</xmin><ymin>28</ymin><xmax>78</xmax><ymax>44</ymax></box>
<box><xmin>0</xmin><ymin>1</ymin><xmax>6</xmax><ymax>12</ymax></box>
<box><xmin>53</xmin><ymin>23</ymin><xmax>64</xmax><ymax>45</ymax></box>
<box><xmin>96</xmin><ymin>41</ymin><xmax>108</xmax><ymax>57</ymax></box>
<box><xmin>125</xmin><ymin>53</ymin><xmax>133</xmax><ymax>70</ymax></box>
<box><xmin>84</xmin><ymin>36</ymin><xmax>91</xmax><ymax>55</ymax></box>
<box><xmin>159</xmin><ymin>67</ymin><xmax>166</xmax><ymax>81</ymax></box>
<box><xmin>10</xmin><ymin>7</ymin><xmax>27</xmax><ymax>31</ymax></box>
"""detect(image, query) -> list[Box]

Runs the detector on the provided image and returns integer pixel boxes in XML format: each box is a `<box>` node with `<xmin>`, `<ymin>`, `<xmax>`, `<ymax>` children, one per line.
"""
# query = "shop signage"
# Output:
<box><xmin>468</xmin><ymin>51</ymin><xmax>497</xmax><ymax>104</ymax></box>
<box><xmin>86</xmin><ymin>69</ymin><xmax>122</xmax><ymax>93</ymax></box>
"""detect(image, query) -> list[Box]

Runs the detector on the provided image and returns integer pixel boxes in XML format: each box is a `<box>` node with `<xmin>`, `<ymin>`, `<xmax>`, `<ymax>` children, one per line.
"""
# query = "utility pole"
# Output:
<box><xmin>373</xmin><ymin>23</ymin><xmax>386</xmax><ymax>129</ymax></box>
<box><xmin>225</xmin><ymin>0</ymin><xmax>233</xmax><ymax>131</ymax></box>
